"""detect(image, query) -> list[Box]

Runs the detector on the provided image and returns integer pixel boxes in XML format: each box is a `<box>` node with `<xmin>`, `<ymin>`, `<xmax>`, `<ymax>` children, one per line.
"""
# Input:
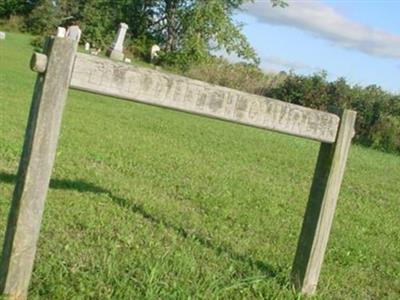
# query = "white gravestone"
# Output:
<box><xmin>107</xmin><ymin>23</ymin><xmax>128</xmax><ymax>61</ymax></box>
<box><xmin>150</xmin><ymin>45</ymin><xmax>161</xmax><ymax>62</ymax></box>
<box><xmin>85</xmin><ymin>42</ymin><xmax>90</xmax><ymax>51</ymax></box>
<box><xmin>0</xmin><ymin>31</ymin><xmax>6</xmax><ymax>40</ymax></box>
<box><xmin>56</xmin><ymin>27</ymin><xmax>66</xmax><ymax>38</ymax></box>
<box><xmin>66</xmin><ymin>25</ymin><xmax>82</xmax><ymax>43</ymax></box>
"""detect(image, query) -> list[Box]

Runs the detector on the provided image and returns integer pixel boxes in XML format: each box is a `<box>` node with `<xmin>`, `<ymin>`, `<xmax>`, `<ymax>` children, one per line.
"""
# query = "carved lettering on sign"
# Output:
<box><xmin>248</xmin><ymin>99</ymin><xmax>260</xmax><ymax>123</ymax></box>
<box><xmin>224</xmin><ymin>94</ymin><xmax>237</xmax><ymax>119</ymax></box>
<box><xmin>183</xmin><ymin>84</ymin><xmax>202</xmax><ymax>109</ymax></box>
<box><xmin>70</xmin><ymin>53</ymin><xmax>340</xmax><ymax>143</ymax></box>
<box><xmin>208</xmin><ymin>91</ymin><xmax>225</xmax><ymax>114</ymax></box>
<box><xmin>196</xmin><ymin>91</ymin><xmax>208</xmax><ymax>112</ymax></box>
<box><xmin>155</xmin><ymin>75</ymin><xmax>170</xmax><ymax>102</ymax></box>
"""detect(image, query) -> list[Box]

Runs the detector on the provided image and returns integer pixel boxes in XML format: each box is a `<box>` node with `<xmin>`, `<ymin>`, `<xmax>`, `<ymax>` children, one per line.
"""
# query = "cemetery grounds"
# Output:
<box><xmin>0</xmin><ymin>32</ymin><xmax>399</xmax><ymax>299</ymax></box>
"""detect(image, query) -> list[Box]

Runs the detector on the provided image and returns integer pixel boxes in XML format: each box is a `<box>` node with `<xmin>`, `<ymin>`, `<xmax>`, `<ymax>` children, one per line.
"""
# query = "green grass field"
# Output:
<box><xmin>0</xmin><ymin>32</ymin><xmax>399</xmax><ymax>299</ymax></box>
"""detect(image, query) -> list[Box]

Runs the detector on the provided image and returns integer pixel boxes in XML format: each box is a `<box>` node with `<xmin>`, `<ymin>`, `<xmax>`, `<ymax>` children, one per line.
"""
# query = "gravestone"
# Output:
<box><xmin>107</xmin><ymin>23</ymin><xmax>128</xmax><ymax>61</ymax></box>
<box><xmin>56</xmin><ymin>27</ymin><xmax>66</xmax><ymax>37</ymax></box>
<box><xmin>0</xmin><ymin>32</ymin><xmax>6</xmax><ymax>40</ymax></box>
<box><xmin>0</xmin><ymin>35</ymin><xmax>356</xmax><ymax>299</ymax></box>
<box><xmin>66</xmin><ymin>25</ymin><xmax>81</xmax><ymax>42</ymax></box>
<box><xmin>150</xmin><ymin>44</ymin><xmax>160</xmax><ymax>62</ymax></box>
<box><xmin>85</xmin><ymin>42</ymin><xmax>90</xmax><ymax>51</ymax></box>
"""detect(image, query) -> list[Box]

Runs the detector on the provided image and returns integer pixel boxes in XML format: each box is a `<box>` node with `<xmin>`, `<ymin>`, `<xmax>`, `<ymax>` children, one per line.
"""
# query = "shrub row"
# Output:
<box><xmin>185</xmin><ymin>60</ymin><xmax>400</xmax><ymax>154</ymax></box>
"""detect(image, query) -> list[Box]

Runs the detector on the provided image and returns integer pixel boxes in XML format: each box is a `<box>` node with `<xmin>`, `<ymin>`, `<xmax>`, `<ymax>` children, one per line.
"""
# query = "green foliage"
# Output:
<box><xmin>0</xmin><ymin>0</ymin><xmax>37</xmax><ymax>19</ymax></box>
<box><xmin>154</xmin><ymin>0</ymin><xmax>259</xmax><ymax>68</ymax></box>
<box><xmin>270</xmin><ymin>0</ymin><xmax>288</xmax><ymax>7</ymax></box>
<box><xmin>24</xmin><ymin>0</ymin><xmax>59</xmax><ymax>35</ymax></box>
<box><xmin>371</xmin><ymin>115</ymin><xmax>400</xmax><ymax>152</ymax></box>
<box><xmin>0</xmin><ymin>14</ymin><xmax>25</xmax><ymax>31</ymax></box>
<box><xmin>184</xmin><ymin>57</ymin><xmax>285</xmax><ymax>94</ymax></box>
<box><xmin>126</xmin><ymin>35</ymin><xmax>156</xmax><ymax>61</ymax></box>
<box><xmin>30</xmin><ymin>34</ymin><xmax>46</xmax><ymax>50</ymax></box>
<box><xmin>56</xmin><ymin>0</ymin><xmax>86</xmax><ymax>22</ymax></box>
<box><xmin>80</xmin><ymin>0</ymin><xmax>117</xmax><ymax>48</ymax></box>
<box><xmin>267</xmin><ymin>71</ymin><xmax>330</xmax><ymax>109</ymax></box>
<box><xmin>265</xmin><ymin>73</ymin><xmax>400</xmax><ymax>153</ymax></box>
<box><xmin>1</xmin><ymin>0</ymin><xmax>263</xmax><ymax>67</ymax></box>
<box><xmin>128</xmin><ymin>0</ymin><xmax>263</xmax><ymax>68</ymax></box>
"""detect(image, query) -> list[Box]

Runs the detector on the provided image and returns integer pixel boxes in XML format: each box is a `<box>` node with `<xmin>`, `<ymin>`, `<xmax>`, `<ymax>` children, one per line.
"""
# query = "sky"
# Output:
<box><xmin>233</xmin><ymin>0</ymin><xmax>400</xmax><ymax>93</ymax></box>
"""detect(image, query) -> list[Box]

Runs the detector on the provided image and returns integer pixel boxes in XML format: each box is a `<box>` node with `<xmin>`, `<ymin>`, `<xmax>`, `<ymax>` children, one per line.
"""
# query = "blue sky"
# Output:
<box><xmin>233</xmin><ymin>0</ymin><xmax>400</xmax><ymax>93</ymax></box>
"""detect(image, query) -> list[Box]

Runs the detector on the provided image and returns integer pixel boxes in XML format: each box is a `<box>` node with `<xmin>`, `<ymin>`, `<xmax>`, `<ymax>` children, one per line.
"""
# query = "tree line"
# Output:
<box><xmin>1</xmin><ymin>0</ymin><xmax>286</xmax><ymax>66</ymax></box>
<box><xmin>265</xmin><ymin>72</ymin><xmax>400</xmax><ymax>153</ymax></box>
<box><xmin>1</xmin><ymin>0</ymin><xmax>399</xmax><ymax>153</ymax></box>
<box><xmin>185</xmin><ymin>61</ymin><xmax>400</xmax><ymax>153</ymax></box>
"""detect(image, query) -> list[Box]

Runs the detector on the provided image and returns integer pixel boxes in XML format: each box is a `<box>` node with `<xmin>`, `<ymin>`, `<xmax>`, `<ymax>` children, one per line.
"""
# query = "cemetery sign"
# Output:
<box><xmin>0</xmin><ymin>36</ymin><xmax>356</xmax><ymax>299</ymax></box>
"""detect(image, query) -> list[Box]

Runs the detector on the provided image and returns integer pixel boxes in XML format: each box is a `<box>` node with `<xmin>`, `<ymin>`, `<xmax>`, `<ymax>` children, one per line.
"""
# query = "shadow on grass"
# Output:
<box><xmin>0</xmin><ymin>171</ymin><xmax>283</xmax><ymax>282</ymax></box>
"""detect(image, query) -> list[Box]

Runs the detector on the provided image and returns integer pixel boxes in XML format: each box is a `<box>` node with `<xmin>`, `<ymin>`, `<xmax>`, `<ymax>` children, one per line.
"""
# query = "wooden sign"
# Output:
<box><xmin>0</xmin><ymin>37</ymin><xmax>356</xmax><ymax>299</ymax></box>
<box><xmin>71</xmin><ymin>53</ymin><xmax>340</xmax><ymax>143</ymax></box>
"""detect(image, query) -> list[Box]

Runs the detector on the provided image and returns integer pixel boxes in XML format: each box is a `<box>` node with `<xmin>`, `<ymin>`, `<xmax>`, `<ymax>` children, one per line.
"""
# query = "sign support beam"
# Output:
<box><xmin>0</xmin><ymin>37</ymin><xmax>77</xmax><ymax>300</ymax></box>
<box><xmin>291</xmin><ymin>109</ymin><xmax>356</xmax><ymax>295</ymax></box>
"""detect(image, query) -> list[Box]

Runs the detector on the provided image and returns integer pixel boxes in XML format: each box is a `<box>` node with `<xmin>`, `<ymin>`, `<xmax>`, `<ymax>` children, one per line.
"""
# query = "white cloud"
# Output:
<box><xmin>242</xmin><ymin>0</ymin><xmax>400</xmax><ymax>59</ymax></box>
<box><xmin>263</xmin><ymin>55</ymin><xmax>311</xmax><ymax>70</ymax></box>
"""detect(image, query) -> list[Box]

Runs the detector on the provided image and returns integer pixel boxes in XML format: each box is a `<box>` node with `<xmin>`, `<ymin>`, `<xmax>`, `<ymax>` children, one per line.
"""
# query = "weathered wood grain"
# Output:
<box><xmin>70</xmin><ymin>53</ymin><xmax>340</xmax><ymax>143</ymax></box>
<box><xmin>291</xmin><ymin>109</ymin><xmax>357</xmax><ymax>295</ymax></box>
<box><xmin>0</xmin><ymin>37</ymin><xmax>78</xmax><ymax>300</ymax></box>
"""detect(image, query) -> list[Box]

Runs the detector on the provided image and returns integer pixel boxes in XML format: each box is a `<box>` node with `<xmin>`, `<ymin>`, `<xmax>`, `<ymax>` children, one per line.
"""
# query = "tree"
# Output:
<box><xmin>57</xmin><ymin>0</ymin><xmax>86</xmax><ymax>23</ymax></box>
<box><xmin>0</xmin><ymin>0</ymin><xmax>38</xmax><ymax>19</ymax></box>
<box><xmin>145</xmin><ymin>0</ymin><xmax>287</xmax><ymax>67</ymax></box>
<box><xmin>270</xmin><ymin>0</ymin><xmax>287</xmax><ymax>7</ymax></box>
<box><xmin>6</xmin><ymin>0</ymin><xmax>286</xmax><ymax>67</ymax></box>
<box><xmin>145</xmin><ymin>0</ymin><xmax>261</xmax><ymax>68</ymax></box>
<box><xmin>25</xmin><ymin>0</ymin><xmax>59</xmax><ymax>35</ymax></box>
<box><xmin>80</xmin><ymin>0</ymin><xmax>119</xmax><ymax>47</ymax></box>
<box><xmin>78</xmin><ymin>0</ymin><xmax>150</xmax><ymax>51</ymax></box>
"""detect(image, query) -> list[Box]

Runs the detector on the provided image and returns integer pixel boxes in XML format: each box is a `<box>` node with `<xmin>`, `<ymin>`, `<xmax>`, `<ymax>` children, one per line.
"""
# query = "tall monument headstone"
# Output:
<box><xmin>107</xmin><ymin>23</ymin><xmax>128</xmax><ymax>61</ymax></box>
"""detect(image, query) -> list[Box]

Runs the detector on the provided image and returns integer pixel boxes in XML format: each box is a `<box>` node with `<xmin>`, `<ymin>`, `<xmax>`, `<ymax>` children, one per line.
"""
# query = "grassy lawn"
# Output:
<box><xmin>0</xmin><ymin>32</ymin><xmax>399</xmax><ymax>299</ymax></box>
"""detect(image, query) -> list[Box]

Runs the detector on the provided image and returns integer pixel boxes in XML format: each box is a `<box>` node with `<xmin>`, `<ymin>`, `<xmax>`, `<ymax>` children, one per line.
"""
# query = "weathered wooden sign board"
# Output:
<box><xmin>0</xmin><ymin>37</ymin><xmax>356</xmax><ymax>299</ymax></box>
<box><xmin>70</xmin><ymin>53</ymin><xmax>340</xmax><ymax>143</ymax></box>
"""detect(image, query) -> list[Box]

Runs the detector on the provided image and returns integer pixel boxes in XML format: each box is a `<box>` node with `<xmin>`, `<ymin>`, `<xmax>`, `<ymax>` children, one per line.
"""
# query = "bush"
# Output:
<box><xmin>0</xmin><ymin>0</ymin><xmax>36</xmax><ymax>19</ymax></box>
<box><xmin>183</xmin><ymin>65</ymin><xmax>400</xmax><ymax>154</ymax></box>
<box><xmin>265</xmin><ymin>71</ymin><xmax>331</xmax><ymax>110</ymax></box>
<box><xmin>30</xmin><ymin>35</ymin><xmax>46</xmax><ymax>51</ymax></box>
<box><xmin>125</xmin><ymin>35</ymin><xmax>157</xmax><ymax>62</ymax></box>
<box><xmin>24</xmin><ymin>0</ymin><xmax>59</xmax><ymax>36</ymax></box>
<box><xmin>0</xmin><ymin>14</ymin><xmax>24</xmax><ymax>31</ymax></box>
<box><xmin>265</xmin><ymin>73</ymin><xmax>400</xmax><ymax>154</ymax></box>
<box><xmin>371</xmin><ymin>116</ymin><xmax>400</xmax><ymax>153</ymax></box>
<box><xmin>184</xmin><ymin>58</ymin><xmax>286</xmax><ymax>95</ymax></box>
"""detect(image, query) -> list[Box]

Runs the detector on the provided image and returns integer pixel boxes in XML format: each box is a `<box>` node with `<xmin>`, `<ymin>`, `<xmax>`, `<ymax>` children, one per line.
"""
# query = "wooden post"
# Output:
<box><xmin>0</xmin><ymin>37</ymin><xmax>77</xmax><ymax>300</ymax></box>
<box><xmin>291</xmin><ymin>109</ymin><xmax>356</xmax><ymax>295</ymax></box>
